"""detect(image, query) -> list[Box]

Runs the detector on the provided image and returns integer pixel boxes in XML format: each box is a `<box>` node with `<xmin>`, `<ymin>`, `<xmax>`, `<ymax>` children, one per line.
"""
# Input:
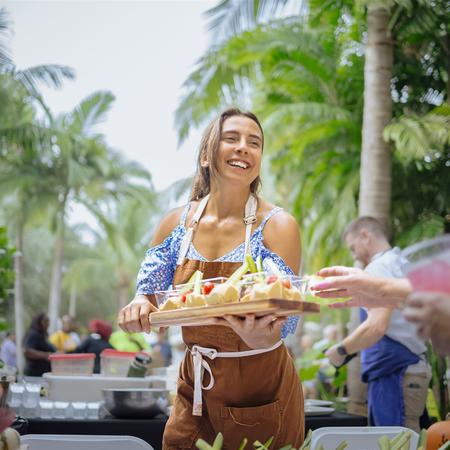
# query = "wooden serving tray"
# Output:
<box><xmin>150</xmin><ymin>299</ymin><xmax>320</xmax><ymax>327</ymax></box>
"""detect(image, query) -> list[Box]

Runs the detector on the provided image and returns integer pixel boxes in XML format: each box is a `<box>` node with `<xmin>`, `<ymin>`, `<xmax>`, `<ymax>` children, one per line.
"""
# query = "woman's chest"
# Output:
<box><xmin>191</xmin><ymin>220</ymin><xmax>248</xmax><ymax>261</ymax></box>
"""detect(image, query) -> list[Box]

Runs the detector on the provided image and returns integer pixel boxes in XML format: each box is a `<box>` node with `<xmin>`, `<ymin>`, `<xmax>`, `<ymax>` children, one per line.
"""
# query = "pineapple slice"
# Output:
<box><xmin>207</xmin><ymin>283</ymin><xmax>239</xmax><ymax>304</ymax></box>
<box><xmin>160</xmin><ymin>297</ymin><xmax>181</xmax><ymax>311</ymax></box>
<box><xmin>186</xmin><ymin>293</ymin><xmax>207</xmax><ymax>307</ymax></box>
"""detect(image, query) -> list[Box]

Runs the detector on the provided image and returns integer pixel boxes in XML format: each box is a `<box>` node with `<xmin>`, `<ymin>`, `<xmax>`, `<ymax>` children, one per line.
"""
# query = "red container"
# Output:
<box><xmin>100</xmin><ymin>349</ymin><xmax>137</xmax><ymax>377</ymax></box>
<box><xmin>49</xmin><ymin>353</ymin><xmax>95</xmax><ymax>376</ymax></box>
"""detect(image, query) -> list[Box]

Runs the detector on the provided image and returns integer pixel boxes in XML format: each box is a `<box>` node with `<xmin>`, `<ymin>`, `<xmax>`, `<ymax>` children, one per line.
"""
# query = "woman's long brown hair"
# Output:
<box><xmin>189</xmin><ymin>108</ymin><xmax>264</xmax><ymax>201</ymax></box>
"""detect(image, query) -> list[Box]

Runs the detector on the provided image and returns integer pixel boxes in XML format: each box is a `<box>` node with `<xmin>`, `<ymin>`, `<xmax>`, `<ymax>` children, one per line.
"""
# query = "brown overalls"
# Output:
<box><xmin>163</xmin><ymin>262</ymin><xmax>304</xmax><ymax>449</ymax></box>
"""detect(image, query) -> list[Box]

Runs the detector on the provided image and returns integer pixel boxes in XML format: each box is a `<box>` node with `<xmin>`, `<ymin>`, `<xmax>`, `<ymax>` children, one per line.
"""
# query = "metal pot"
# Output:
<box><xmin>102</xmin><ymin>388</ymin><xmax>170</xmax><ymax>419</ymax></box>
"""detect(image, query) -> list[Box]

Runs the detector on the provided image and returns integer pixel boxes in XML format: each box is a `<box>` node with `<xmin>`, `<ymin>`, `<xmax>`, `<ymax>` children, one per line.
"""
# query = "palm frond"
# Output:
<box><xmin>12</xmin><ymin>64</ymin><xmax>75</xmax><ymax>96</ymax></box>
<box><xmin>204</xmin><ymin>0</ymin><xmax>296</xmax><ymax>43</ymax></box>
<box><xmin>0</xmin><ymin>8</ymin><xmax>13</xmax><ymax>69</ymax></box>
<box><xmin>67</xmin><ymin>91</ymin><xmax>115</xmax><ymax>136</ymax></box>
<box><xmin>384</xmin><ymin>104</ymin><xmax>450</xmax><ymax>160</ymax></box>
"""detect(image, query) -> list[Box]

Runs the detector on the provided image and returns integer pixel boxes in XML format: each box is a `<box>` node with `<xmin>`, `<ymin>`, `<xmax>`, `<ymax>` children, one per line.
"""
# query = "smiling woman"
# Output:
<box><xmin>118</xmin><ymin>107</ymin><xmax>304</xmax><ymax>449</ymax></box>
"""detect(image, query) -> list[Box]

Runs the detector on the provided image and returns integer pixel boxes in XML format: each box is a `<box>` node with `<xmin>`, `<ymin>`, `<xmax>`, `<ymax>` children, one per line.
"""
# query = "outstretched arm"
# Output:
<box><xmin>312</xmin><ymin>266</ymin><xmax>412</xmax><ymax>309</ymax></box>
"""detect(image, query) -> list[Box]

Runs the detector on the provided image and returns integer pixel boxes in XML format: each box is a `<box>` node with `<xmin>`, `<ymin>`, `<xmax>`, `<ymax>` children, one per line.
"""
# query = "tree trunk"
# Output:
<box><xmin>118</xmin><ymin>275</ymin><xmax>131</xmax><ymax>311</ymax></box>
<box><xmin>349</xmin><ymin>5</ymin><xmax>394</xmax><ymax>414</ymax></box>
<box><xmin>13</xmin><ymin>218</ymin><xmax>25</xmax><ymax>375</ymax></box>
<box><xmin>359</xmin><ymin>5</ymin><xmax>394</xmax><ymax>229</ymax></box>
<box><xmin>69</xmin><ymin>286</ymin><xmax>77</xmax><ymax>318</ymax></box>
<box><xmin>48</xmin><ymin>198</ymin><xmax>67</xmax><ymax>334</ymax></box>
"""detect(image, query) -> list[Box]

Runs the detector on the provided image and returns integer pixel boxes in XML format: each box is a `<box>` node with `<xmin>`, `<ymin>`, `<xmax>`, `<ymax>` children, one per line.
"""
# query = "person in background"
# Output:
<box><xmin>0</xmin><ymin>331</ymin><xmax>17</xmax><ymax>370</ymax></box>
<box><xmin>151</xmin><ymin>329</ymin><xmax>172</xmax><ymax>367</ymax></box>
<box><xmin>49</xmin><ymin>314</ymin><xmax>78</xmax><ymax>352</ymax></box>
<box><xmin>323</xmin><ymin>217</ymin><xmax>431</xmax><ymax>432</ymax></box>
<box><xmin>74</xmin><ymin>319</ymin><xmax>113</xmax><ymax>373</ymax></box>
<box><xmin>23</xmin><ymin>312</ymin><xmax>56</xmax><ymax>377</ymax></box>
<box><xmin>109</xmin><ymin>329</ymin><xmax>150</xmax><ymax>353</ymax></box>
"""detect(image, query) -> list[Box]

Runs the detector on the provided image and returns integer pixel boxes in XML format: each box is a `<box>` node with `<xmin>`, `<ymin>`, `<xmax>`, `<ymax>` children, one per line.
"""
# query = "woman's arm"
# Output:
<box><xmin>24</xmin><ymin>347</ymin><xmax>52</xmax><ymax>361</ymax></box>
<box><xmin>263</xmin><ymin>211</ymin><xmax>302</xmax><ymax>274</ymax></box>
<box><xmin>118</xmin><ymin>206</ymin><xmax>184</xmax><ymax>333</ymax></box>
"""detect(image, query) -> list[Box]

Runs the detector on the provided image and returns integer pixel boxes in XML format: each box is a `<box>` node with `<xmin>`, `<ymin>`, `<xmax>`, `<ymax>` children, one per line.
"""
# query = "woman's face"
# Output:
<box><xmin>212</xmin><ymin>115</ymin><xmax>263</xmax><ymax>188</ymax></box>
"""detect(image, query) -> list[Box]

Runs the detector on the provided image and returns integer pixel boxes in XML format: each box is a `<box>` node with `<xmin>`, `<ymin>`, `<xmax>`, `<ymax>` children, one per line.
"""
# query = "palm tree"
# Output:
<box><xmin>0</xmin><ymin>7</ymin><xmax>75</xmax><ymax>373</ymax></box>
<box><xmin>64</xmin><ymin>193</ymin><xmax>159</xmax><ymax>314</ymax></box>
<box><xmin>358</xmin><ymin>4</ymin><xmax>393</xmax><ymax>227</ymax></box>
<box><xmin>41</xmin><ymin>91</ymin><xmax>154</xmax><ymax>332</ymax></box>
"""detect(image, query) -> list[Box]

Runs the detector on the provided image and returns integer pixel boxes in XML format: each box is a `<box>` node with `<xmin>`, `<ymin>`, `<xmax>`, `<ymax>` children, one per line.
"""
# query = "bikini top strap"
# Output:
<box><xmin>179</xmin><ymin>203</ymin><xmax>191</xmax><ymax>227</ymax></box>
<box><xmin>258</xmin><ymin>207</ymin><xmax>283</xmax><ymax>231</ymax></box>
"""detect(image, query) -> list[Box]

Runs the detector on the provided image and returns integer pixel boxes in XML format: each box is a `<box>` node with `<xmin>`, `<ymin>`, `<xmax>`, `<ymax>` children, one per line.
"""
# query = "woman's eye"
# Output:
<box><xmin>224</xmin><ymin>137</ymin><xmax>236</xmax><ymax>142</ymax></box>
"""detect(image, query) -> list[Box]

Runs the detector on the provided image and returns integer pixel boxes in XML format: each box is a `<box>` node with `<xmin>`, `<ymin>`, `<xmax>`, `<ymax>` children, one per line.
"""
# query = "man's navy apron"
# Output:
<box><xmin>360</xmin><ymin>309</ymin><xmax>420</xmax><ymax>426</ymax></box>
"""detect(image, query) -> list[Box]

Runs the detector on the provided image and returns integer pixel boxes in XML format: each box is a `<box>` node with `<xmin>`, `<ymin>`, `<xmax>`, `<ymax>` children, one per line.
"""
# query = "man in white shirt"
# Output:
<box><xmin>325</xmin><ymin>217</ymin><xmax>431</xmax><ymax>432</ymax></box>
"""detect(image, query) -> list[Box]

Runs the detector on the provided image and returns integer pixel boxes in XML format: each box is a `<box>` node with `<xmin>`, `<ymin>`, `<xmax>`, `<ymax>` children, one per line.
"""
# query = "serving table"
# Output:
<box><xmin>26</xmin><ymin>411</ymin><xmax>367</xmax><ymax>450</ymax></box>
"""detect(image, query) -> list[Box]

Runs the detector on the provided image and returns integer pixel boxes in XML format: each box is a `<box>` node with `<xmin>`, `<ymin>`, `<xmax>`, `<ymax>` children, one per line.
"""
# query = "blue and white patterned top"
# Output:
<box><xmin>136</xmin><ymin>204</ymin><xmax>298</xmax><ymax>338</ymax></box>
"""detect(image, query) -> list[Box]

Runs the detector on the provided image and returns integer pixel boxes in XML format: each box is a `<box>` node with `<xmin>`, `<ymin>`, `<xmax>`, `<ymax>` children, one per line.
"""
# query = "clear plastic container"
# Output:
<box><xmin>49</xmin><ymin>353</ymin><xmax>95</xmax><ymax>376</ymax></box>
<box><xmin>100</xmin><ymin>349</ymin><xmax>137</xmax><ymax>377</ymax></box>
<box><xmin>156</xmin><ymin>277</ymin><xmax>228</xmax><ymax>309</ymax></box>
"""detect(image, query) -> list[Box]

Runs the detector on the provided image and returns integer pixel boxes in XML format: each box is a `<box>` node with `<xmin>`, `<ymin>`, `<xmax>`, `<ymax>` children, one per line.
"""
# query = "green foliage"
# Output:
<box><xmin>0</xmin><ymin>226</ymin><xmax>14</xmax><ymax>331</ymax></box>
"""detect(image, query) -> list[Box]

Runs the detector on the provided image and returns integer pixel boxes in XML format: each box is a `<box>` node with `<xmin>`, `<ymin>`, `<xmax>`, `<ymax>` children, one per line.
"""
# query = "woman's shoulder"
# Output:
<box><xmin>257</xmin><ymin>197</ymin><xmax>298</xmax><ymax>231</ymax></box>
<box><xmin>150</xmin><ymin>203</ymin><xmax>195</xmax><ymax>246</ymax></box>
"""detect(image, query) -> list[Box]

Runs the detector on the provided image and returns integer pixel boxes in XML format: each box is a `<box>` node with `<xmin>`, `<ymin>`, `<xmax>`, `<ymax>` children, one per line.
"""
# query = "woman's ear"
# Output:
<box><xmin>200</xmin><ymin>159</ymin><xmax>209</xmax><ymax>168</ymax></box>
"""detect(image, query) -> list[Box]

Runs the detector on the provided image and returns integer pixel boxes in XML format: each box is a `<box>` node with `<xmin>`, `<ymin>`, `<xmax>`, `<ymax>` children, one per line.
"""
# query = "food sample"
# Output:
<box><xmin>242</xmin><ymin>274</ymin><xmax>303</xmax><ymax>302</ymax></box>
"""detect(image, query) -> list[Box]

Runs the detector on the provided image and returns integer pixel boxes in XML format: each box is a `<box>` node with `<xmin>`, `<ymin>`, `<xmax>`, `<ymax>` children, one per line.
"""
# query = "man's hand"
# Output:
<box><xmin>403</xmin><ymin>292</ymin><xmax>450</xmax><ymax>357</ymax></box>
<box><xmin>118</xmin><ymin>295</ymin><xmax>158</xmax><ymax>333</ymax></box>
<box><xmin>313</xmin><ymin>266</ymin><xmax>411</xmax><ymax>309</ymax></box>
<box><xmin>215</xmin><ymin>314</ymin><xmax>285</xmax><ymax>349</ymax></box>
<box><xmin>324</xmin><ymin>344</ymin><xmax>347</xmax><ymax>368</ymax></box>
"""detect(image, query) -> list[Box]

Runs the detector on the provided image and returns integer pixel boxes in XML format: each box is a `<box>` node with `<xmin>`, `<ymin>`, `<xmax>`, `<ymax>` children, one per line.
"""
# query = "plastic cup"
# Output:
<box><xmin>39</xmin><ymin>400</ymin><xmax>53</xmax><ymax>419</ymax></box>
<box><xmin>53</xmin><ymin>401</ymin><xmax>69</xmax><ymax>419</ymax></box>
<box><xmin>87</xmin><ymin>401</ymin><xmax>100</xmax><ymax>419</ymax></box>
<box><xmin>72</xmin><ymin>401</ymin><xmax>87</xmax><ymax>419</ymax></box>
<box><xmin>402</xmin><ymin>235</ymin><xmax>450</xmax><ymax>294</ymax></box>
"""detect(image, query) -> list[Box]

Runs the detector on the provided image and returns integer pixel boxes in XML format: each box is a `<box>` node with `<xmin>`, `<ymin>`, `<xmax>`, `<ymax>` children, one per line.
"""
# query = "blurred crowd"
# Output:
<box><xmin>0</xmin><ymin>313</ymin><xmax>174</xmax><ymax>377</ymax></box>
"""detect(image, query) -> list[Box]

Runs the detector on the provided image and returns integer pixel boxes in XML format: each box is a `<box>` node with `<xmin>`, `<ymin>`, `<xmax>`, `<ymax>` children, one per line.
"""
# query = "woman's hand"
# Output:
<box><xmin>118</xmin><ymin>295</ymin><xmax>158</xmax><ymax>333</ymax></box>
<box><xmin>216</xmin><ymin>314</ymin><xmax>285</xmax><ymax>349</ymax></box>
<box><xmin>313</xmin><ymin>266</ymin><xmax>411</xmax><ymax>309</ymax></box>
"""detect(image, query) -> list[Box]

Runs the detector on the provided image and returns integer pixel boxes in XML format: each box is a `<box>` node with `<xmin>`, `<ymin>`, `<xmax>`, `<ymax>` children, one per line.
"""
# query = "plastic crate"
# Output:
<box><xmin>49</xmin><ymin>353</ymin><xmax>95</xmax><ymax>376</ymax></box>
<box><xmin>100</xmin><ymin>349</ymin><xmax>137</xmax><ymax>377</ymax></box>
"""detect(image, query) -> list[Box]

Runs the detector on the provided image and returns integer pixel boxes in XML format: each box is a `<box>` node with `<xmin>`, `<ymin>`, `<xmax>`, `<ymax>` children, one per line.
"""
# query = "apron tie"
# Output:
<box><xmin>190</xmin><ymin>340</ymin><xmax>283</xmax><ymax>416</ymax></box>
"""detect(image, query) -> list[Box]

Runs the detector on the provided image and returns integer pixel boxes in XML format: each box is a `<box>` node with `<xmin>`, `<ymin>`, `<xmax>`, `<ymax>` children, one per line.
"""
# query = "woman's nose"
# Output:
<box><xmin>236</xmin><ymin>139</ymin><xmax>248</xmax><ymax>154</ymax></box>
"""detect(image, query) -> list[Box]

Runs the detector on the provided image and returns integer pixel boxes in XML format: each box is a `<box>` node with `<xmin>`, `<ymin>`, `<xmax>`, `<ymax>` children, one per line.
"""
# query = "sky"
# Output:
<box><xmin>4</xmin><ymin>0</ymin><xmax>215</xmax><ymax>191</ymax></box>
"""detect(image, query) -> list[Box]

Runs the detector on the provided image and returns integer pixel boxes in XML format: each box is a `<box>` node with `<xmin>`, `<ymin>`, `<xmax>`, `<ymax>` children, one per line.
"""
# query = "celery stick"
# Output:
<box><xmin>437</xmin><ymin>441</ymin><xmax>450</xmax><ymax>450</ymax></box>
<box><xmin>416</xmin><ymin>429</ymin><xmax>427</xmax><ymax>450</ymax></box>
<box><xmin>227</xmin><ymin>261</ymin><xmax>249</xmax><ymax>285</ymax></box>
<box><xmin>378</xmin><ymin>435</ymin><xmax>390</xmax><ymax>450</ymax></box>
<box><xmin>195</xmin><ymin>439</ymin><xmax>214</xmax><ymax>450</ymax></box>
<box><xmin>390</xmin><ymin>431</ymin><xmax>404</xmax><ymax>447</ymax></box>
<box><xmin>193</xmin><ymin>271</ymin><xmax>203</xmax><ymax>295</ymax></box>
<box><xmin>180</xmin><ymin>270</ymin><xmax>203</xmax><ymax>293</ymax></box>
<box><xmin>256</xmin><ymin>255</ymin><xmax>263</xmax><ymax>273</ymax></box>
<box><xmin>237</xmin><ymin>438</ymin><xmax>248</xmax><ymax>450</ymax></box>
<box><xmin>335</xmin><ymin>441</ymin><xmax>348</xmax><ymax>450</ymax></box>
<box><xmin>299</xmin><ymin>429</ymin><xmax>312</xmax><ymax>450</ymax></box>
<box><xmin>212</xmin><ymin>432</ymin><xmax>223</xmax><ymax>450</ymax></box>
<box><xmin>245</xmin><ymin>254</ymin><xmax>257</xmax><ymax>273</ymax></box>
<box><xmin>391</xmin><ymin>431</ymin><xmax>412</xmax><ymax>450</ymax></box>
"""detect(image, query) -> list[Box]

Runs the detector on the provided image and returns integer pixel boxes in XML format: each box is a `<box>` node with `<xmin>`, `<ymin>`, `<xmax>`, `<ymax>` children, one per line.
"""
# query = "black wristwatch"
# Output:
<box><xmin>337</xmin><ymin>344</ymin><xmax>348</xmax><ymax>356</ymax></box>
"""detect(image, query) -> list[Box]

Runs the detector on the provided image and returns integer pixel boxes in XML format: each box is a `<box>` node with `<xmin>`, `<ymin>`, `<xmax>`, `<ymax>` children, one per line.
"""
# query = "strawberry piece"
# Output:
<box><xmin>266</xmin><ymin>275</ymin><xmax>278</xmax><ymax>284</ymax></box>
<box><xmin>181</xmin><ymin>294</ymin><xmax>187</xmax><ymax>303</ymax></box>
<box><xmin>282</xmin><ymin>279</ymin><xmax>291</xmax><ymax>289</ymax></box>
<box><xmin>202</xmin><ymin>282</ymin><xmax>215</xmax><ymax>295</ymax></box>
